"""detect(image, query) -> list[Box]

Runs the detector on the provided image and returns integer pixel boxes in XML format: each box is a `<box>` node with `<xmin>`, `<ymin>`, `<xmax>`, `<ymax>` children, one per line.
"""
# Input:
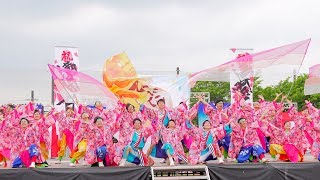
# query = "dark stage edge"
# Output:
<box><xmin>0</xmin><ymin>166</ymin><xmax>150</xmax><ymax>180</ymax></box>
<box><xmin>1</xmin><ymin>163</ymin><xmax>319</xmax><ymax>180</ymax></box>
<box><xmin>207</xmin><ymin>162</ymin><xmax>320</xmax><ymax>180</ymax></box>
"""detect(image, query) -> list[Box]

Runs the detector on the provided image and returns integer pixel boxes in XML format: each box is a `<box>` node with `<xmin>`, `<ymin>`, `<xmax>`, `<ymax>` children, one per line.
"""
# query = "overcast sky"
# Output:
<box><xmin>0</xmin><ymin>0</ymin><xmax>319</xmax><ymax>104</ymax></box>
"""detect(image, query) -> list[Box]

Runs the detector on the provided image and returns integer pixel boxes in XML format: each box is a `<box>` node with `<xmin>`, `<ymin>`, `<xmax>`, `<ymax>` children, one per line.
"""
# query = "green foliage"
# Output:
<box><xmin>190</xmin><ymin>81</ymin><xmax>230</xmax><ymax>106</ymax></box>
<box><xmin>191</xmin><ymin>74</ymin><xmax>320</xmax><ymax>110</ymax></box>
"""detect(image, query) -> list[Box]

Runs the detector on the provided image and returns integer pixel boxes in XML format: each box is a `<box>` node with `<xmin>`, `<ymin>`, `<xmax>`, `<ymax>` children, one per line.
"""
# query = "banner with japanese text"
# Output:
<box><xmin>53</xmin><ymin>46</ymin><xmax>79</xmax><ymax>110</ymax></box>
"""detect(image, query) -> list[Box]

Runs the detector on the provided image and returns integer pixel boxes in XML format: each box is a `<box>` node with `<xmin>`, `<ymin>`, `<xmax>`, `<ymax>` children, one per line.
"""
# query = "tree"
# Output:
<box><xmin>190</xmin><ymin>81</ymin><xmax>230</xmax><ymax>106</ymax></box>
<box><xmin>191</xmin><ymin>74</ymin><xmax>320</xmax><ymax>110</ymax></box>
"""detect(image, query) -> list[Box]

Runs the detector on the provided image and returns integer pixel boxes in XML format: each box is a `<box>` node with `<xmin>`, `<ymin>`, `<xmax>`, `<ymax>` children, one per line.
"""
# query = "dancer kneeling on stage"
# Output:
<box><xmin>69</xmin><ymin>112</ymin><xmax>95</xmax><ymax>167</ymax></box>
<box><xmin>12</xmin><ymin>118</ymin><xmax>42</xmax><ymax>168</ymax></box>
<box><xmin>268</xmin><ymin>120</ymin><xmax>307</xmax><ymax>162</ymax></box>
<box><xmin>187</xmin><ymin>120</ymin><xmax>225</xmax><ymax>164</ymax></box>
<box><xmin>90</xmin><ymin>116</ymin><xmax>117</xmax><ymax>167</ymax></box>
<box><xmin>229</xmin><ymin>117</ymin><xmax>268</xmax><ymax>163</ymax></box>
<box><xmin>161</xmin><ymin>120</ymin><xmax>188</xmax><ymax>166</ymax></box>
<box><xmin>119</xmin><ymin>118</ymin><xmax>155</xmax><ymax>166</ymax></box>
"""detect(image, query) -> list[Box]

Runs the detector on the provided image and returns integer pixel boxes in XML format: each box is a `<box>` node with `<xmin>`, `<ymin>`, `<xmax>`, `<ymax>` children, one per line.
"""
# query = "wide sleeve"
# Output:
<box><xmin>213</xmin><ymin>125</ymin><xmax>226</xmax><ymax>140</ymax></box>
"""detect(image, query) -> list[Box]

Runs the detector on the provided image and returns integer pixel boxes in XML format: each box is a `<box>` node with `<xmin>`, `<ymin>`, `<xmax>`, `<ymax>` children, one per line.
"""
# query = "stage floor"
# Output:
<box><xmin>0</xmin><ymin>163</ymin><xmax>319</xmax><ymax>180</ymax></box>
<box><xmin>0</xmin><ymin>153</ymin><xmax>318</xmax><ymax>169</ymax></box>
<box><xmin>0</xmin><ymin>154</ymin><xmax>318</xmax><ymax>180</ymax></box>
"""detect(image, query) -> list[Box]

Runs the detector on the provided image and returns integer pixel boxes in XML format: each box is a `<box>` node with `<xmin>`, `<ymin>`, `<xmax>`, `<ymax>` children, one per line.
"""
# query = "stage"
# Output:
<box><xmin>0</xmin><ymin>162</ymin><xmax>319</xmax><ymax>180</ymax></box>
<box><xmin>207</xmin><ymin>162</ymin><xmax>320</xmax><ymax>180</ymax></box>
<box><xmin>0</xmin><ymin>155</ymin><xmax>319</xmax><ymax>180</ymax></box>
<box><xmin>0</xmin><ymin>166</ymin><xmax>150</xmax><ymax>180</ymax></box>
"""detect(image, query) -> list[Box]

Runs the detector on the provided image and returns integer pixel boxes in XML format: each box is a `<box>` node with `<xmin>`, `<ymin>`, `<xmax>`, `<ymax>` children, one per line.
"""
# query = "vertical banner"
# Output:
<box><xmin>53</xmin><ymin>46</ymin><xmax>79</xmax><ymax>110</ymax></box>
<box><xmin>230</xmin><ymin>70</ymin><xmax>254</xmax><ymax>105</ymax></box>
<box><xmin>51</xmin><ymin>46</ymin><xmax>79</xmax><ymax>158</ymax></box>
<box><xmin>229</xmin><ymin>50</ymin><xmax>254</xmax><ymax>105</ymax></box>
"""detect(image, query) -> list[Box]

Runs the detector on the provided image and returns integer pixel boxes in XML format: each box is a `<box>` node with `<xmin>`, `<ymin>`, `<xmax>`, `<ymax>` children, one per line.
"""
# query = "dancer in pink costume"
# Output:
<box><xmin>90</xmin><ymin>116</ymin><xmax>118</xmax><ymax>167</ymax></box>
<box><xmin>229</xmin><ymin>118</ymin><xmax>268</xmax><ymax>163</ymax></box>
<box><xmin>160</xmin><ymin>120</ymin><xmax>188</xmax><ymax>166</ymax></box>
<box><xmin>186</xmin><ymin>119</ymin><xmax>225</xmax><ymax>165</ymax></box>
<box><xmin>118</xmin><ymin>118</ymin><xmax>155</xmax><ymax>166</ymax></box>
<box><xmin>69</xmin><ymin>112</ymin><xmax>96</xmax><ymax>167</ymax></box>
<box><xmin>268</xmin><ymin>113</ymin><xmax>308</xmax><ymax>162</ymax></box>
<box><xmin>11</xmin><ymin>118</ymin><xmax>43</xmax><ymax>168</ymax></box>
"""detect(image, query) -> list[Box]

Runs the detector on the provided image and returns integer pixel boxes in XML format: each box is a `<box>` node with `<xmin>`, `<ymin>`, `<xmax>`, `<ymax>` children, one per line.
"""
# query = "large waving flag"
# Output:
<box><xmin>147</xmin><ymin>74</ymin><xmax>191</xmax><ymax>107</ymax></box>
<box><xmin>189</xmin><ymin>39</ymin><xmax>311</xmax><ymax>103</ymax></box>
<box><xmin>190</xmin><ymin>39</ymin><xmax>311</xmax><ymax>83</ymax></box>
<box><xmin>48</xmin><ymin>64</ymin><xmax>118</xmax><ymax>108</ymax></box>
<box><xmin>304</xmin><ymin>64</ymin><xmax>320</xmax><ymax>95</ymax></box>
<box><xmin>103</xmin><ymin>52</ymin><xmax>173</xmax><ymax>109</ymax></box>
<box><xmin>190</xmin><ymin>39</ymin><xmax>311</xmax><ymax>103</ymax></box>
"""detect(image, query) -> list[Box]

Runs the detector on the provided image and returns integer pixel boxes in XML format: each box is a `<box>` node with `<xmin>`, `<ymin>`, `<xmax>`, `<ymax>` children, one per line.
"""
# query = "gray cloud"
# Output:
<box><xmin>0</xmin><ymin>0</ymin><xmax>319</xmax><ymax>104</ymax></box>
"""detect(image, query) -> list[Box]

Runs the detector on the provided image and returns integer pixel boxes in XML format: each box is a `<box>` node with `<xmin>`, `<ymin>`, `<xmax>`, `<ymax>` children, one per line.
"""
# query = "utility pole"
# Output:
<box><xmin>293</xmin><ymin>69</ymin><xmax>297</xmax><ymax>81</ymax></box>
<box><xmin>31</xmin><ymin>90</ymin><xmax>34</xmax><ymax>102</ymax></box>
<box><xmin>26</xmin><ymin>90</ymin><xmax>37</xmax><ymax>103</ymax></box>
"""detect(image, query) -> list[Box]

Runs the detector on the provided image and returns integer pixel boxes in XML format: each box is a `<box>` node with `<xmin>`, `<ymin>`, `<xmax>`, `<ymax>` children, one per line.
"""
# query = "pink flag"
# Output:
<box><xmin>190</xmin><ymin>39</ymin><xmax>311</xmax><ymax>84</ymax></box>
<box><xmin>48</xmin><ymin>64</ymin><xmax>118</xmax><ymax>108</ymax></box>
<box><xmin>304</xmin><ymin>64</ymin><xmax>320</xmax><ymax>95</ymax></box>
<box><xmin>308</xmin><ymin>64</ymin><xmax>320</xmax><ymax>78</ymax></box>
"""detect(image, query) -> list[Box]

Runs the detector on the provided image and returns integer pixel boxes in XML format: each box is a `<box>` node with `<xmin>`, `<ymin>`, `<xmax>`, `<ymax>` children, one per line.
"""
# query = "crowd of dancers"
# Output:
<box><xmin>0</xmin><ymin>92</ymin><xmax>319</xmax><ymax>168</ymax></box>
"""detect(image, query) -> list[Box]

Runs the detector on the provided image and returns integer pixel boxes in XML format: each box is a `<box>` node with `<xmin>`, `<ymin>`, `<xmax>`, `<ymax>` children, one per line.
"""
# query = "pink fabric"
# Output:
<box><xmin>72</xmin><ymin>110</ymin><xmax>119</xmax><ymax>164</ymax></box>
<box><xmin>304</xmin><ymin>130</ymin><xmax>314</xmax><ymax>147</ymax></box>
<box><xmin>229</xmin><ymin>122</ymin><xmax>263</xmax><ymax>159</ymax></box>
<box><xmin>0</xmin><ymin>149</ymin><xmax>11</xmax><ymax>159</ymax></box>
<box><xmin>308</xmin><ymin>64</ymin><xmax>320</xmax><ymax>78</ymax></box>
<box><xmin>256</xmin><ymin>128</ymin><xmax>267</xmax><ymax>151</ymax></box>
<box><xmin>161</xmin><ymin>126</ymin><xmax>187</xmax><ymax>163</ymax></box>
<box><xmin>8</xmin><ymin>125</ymin><xmax>40</xmax><ymax>162</ymax></box>
<box><xmin>19</xmin><ymin>149</ymin><xmax>42</xmax><ymax>168</ymax></box>
<box><xmin>89</xmin><ymin>121</ymin><xmax>117</xmax><ymax>164</ymax></box>
<box><xmin>304</xmin><ymin>64</ymin><xmax>320</xmax><ymax>95</ymax></box>
<box><xmin>267</xmin><ymin>121</ymin><xmax>307</xmax><ymax>157</ymax></box>
<box><xmin>183</xmin><ymin>136</ymin><xmax>192</xmax><ymax>149</ymax></box>
<box><xmin>64</xmin><ymin>129</ymin><xmax>74</xmax><ymax>151</ymax></box>
<box><xmin>48</xmin><ymin>64</ymin><xmax>118</xmax><ymax>108</ymax></box>
<box><xmin>75</xmin><ymin>120</ymin><xmax>81</xmax><ymax>131</ymax></box>
<box><xmin>187</xmin><ymin>124</ymin><xmax>224</xmax><ymax>165</ymax></box>
<box><xmin>190</xmin><ymin>39</ymin><xmax>311</xmax><ymax>84</ymax></box>
<box><xmin>203</xmin><ymin>103</ymin><xmax>231</xmax><ymax>127</ymax></box>
<box><xmin>118</xmin><ymin>108</ymin><xmax>145</xmax><ymax>141</ymax></box>
<box><xmin>31</xmin><ymin>116</ymin><xmax>55</xmax><ymax>149</ymax></box>
<box><xmin>311</xmin><ymin>120</ymin><xmax>320</xmax><ymax>158</ymax></box>
<box><xmin>20</xmin><ymin>150</ymin><xmax>32</xmax><ymax>167</ymax></box>
<box><xmin>114</xmin><ymin>126</ymin><xmax>154</xmax><ymax>165</ymax></box>
<box><xmin>0</xmin><ymin>119</ymin><xmax>15</xmax><ymax>160</ymax></box>
<box><xmin>141</xmin><ymin>105</ymin><xmax>180</xmax><ymax>145</ymax></box>
<box><xmin>73</xmin><ymin>120</ymin><xmax>96</xmax><ymax>164</ymax></box>
<box><xmin>283</xmin><ymin>144</ymin><xmax>300</xmax><ymax>162</ymax></box>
